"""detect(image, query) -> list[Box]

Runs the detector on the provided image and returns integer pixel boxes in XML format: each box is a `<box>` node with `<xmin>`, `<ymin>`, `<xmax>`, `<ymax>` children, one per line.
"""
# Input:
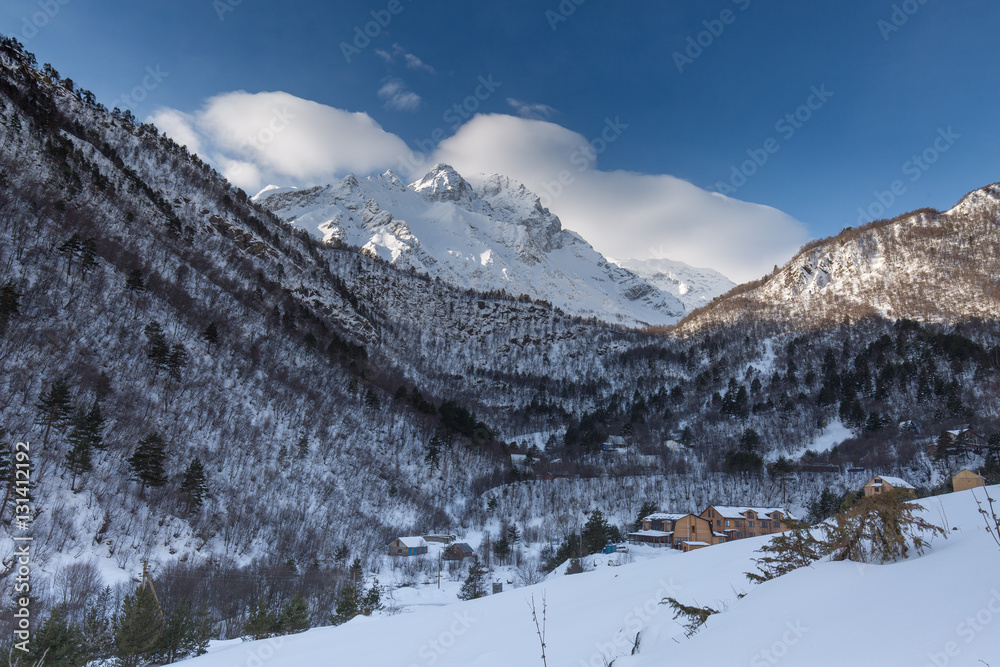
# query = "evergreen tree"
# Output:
<box><xmin>0</xmin><ymin>439</ymin><xmax>12</xmax><ymax>524</ymax></box>
<box><xmin>58</xmin><ymin>234</ymin><xmax>83</xmax><ymax>276</ymax></box>
<box><xmin>0</xmin><ymin>279</ymin><xmax>21</xmax><ymax>321</ymax></box>
<box><xmin>201</xmin><ymin>321</ymin><xmax>219</xmax><ymax>346</ymax></box>
<box><xmin>331</xmin><ymin>586</ymin><xmax>359</xmax><ymax>626</ymax></box>
<box><xmin>242</xmin><ymin>599</ymin><xmax>279</xmax><ymax>640</ymax></box>
<box><xmin>333</xmin><ymin>543</ymin><xmax>350</xmax><ymax>565</ymax></box>
<box><xmin>125</xmin><ymin>268</ymin><xmax>145</xmax><ymax>293</ymax></box>
<box><xmin>492</xmin><ymin>531</ymin><xmax>511</xmax><ymax>565</ymax></box>
<box><xmin>35</xmin><ymin>377</ymin><xmax>73</xmax><ymax>446</ymax></box>
<box><xmin>65</xmin><ymin>408</ymin><xmax>94</xmax><ymax>492</ymax></box>
<box><xmin>81</xmin><ymin>587</ymin><xmax>115</xmax><ymax>662</ymax></box>
<box><xmin>128</xmin><ymin>432</ymin><xmax>167</xmax><ymax>493</ymax></box>
<box><xmin>582</xmin><ymin>509</ymin><xmax>619</xmax><ymax>554</ymax></box>
<box><xmin>166</xmin><ymin>343</ymin><xmax>189</xmax><ymax>382</ymax></box>
<box><xmin>745</xmin><ymin>521</ymin><xmax>827</xmax><ymax>584</ymax></box>
<box><xmin>154</xmin><ymin>603</ymin><xmax>211</xmax><ymax>662</ymax></box>
<box><xmin>822</xmin><ymin>490</ymin><xmax>946</xmax><ymax>563</ymax></box>
<box><xmin>457</xmin><ymin>557</ymin><xmax>488</xmax><ymax>601</ymax></box>
<box><xmin>114</xmin><ymin>588</ymin><xmax>164</xmax><ymax>667</ymax></box>
<box><xmin>279</xmin><ymin>594</ymin><xmax>310</xmax><ymax>634</ymax></box>
<box><xmin>144</xmin><ymin>321</ymin><xmax>170</xmax><ymax>376</ymax></box>
<box><xmin>295</xmin><ymin>433</ymin><xmax>309</xmax><ymax>458</ymax></box>
<box><xmin>359</xmin><ymin>580</ymin><xmax>384</xmax><ymax>616</ymax></box>
<box><xmin>26</xmin><ymin>608</ymin><xmax>86</xmax><ymax>666</ymax></box>
<box><xmin>179</xmin><ymin>457</ymin><xmax>208</xmax><ymax>510</ymax></box>
<box><xmin>633</xmin><ymin>500</ymin><xmax>659</xmax><ymax>531</ymax></box>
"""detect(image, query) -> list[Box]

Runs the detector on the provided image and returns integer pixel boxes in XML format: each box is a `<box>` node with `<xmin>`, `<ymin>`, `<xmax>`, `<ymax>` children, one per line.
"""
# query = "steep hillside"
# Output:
<box><xmin>258</xmin><ymin>166</ymin><xmax>686</xmax><ymax>327</ymax></box>
<box><xmin>679</xmin><ymin>185</ymin><xmax>1000</xmax><ymax>333</ymax></box>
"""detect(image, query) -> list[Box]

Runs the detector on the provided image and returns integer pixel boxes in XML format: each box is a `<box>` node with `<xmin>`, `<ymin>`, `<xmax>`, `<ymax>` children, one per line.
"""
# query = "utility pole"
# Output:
<box><xmin>437</xmin><ymin>551</ymin><xmax>441</xmax><ymax>589</ymax></box>
<box><xmin>141</xmin><ymin>561</ymin><xmax>166</xmax><ymax>623</ymax></box>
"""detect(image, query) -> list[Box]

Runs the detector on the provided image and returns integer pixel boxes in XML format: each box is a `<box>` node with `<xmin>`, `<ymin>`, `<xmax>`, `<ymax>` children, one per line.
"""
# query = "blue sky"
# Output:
<box><xmin>3</xmin><ymin>0</ymin><xmax>998</xmax><ymax>280</ymax></box>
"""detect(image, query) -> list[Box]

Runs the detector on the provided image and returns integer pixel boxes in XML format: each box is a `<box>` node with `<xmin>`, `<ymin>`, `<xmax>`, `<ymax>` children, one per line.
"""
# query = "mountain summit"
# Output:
<box><xmin>257</xmin><ymin>165</ymin><xmax>730</xmax><ymax>327</ymax></box>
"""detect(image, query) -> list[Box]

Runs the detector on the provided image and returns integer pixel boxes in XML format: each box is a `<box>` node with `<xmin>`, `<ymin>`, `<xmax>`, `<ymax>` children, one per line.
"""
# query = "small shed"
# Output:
<box><xmin>388</xmin><ymin>536</ymin><xmax>429</xmax><ymax>557</ymax></box>
<box><xmin>953</xmin><ymin>469</ymin><xmax>986</xmax><ymax>492</ymax></box>
<box><xmin>863</xmin><ymin>475</ymin><xmax>916</xmax><ymax>498</ymax></box>
<box><xmin>443</xmin><ymin>542</ymin><xmax>476</xmax><ymax>560</ymax></box>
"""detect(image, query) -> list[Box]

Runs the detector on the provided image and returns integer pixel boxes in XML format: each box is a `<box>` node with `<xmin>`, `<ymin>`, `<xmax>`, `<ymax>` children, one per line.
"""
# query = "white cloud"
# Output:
<box><xmin>429</xmin><ymin>114</ymin><xmax>808</xmax><ymax>282</ymax></box>
<box><xmin>148</xmin><ymin>91</ymin><xmax>411</xmax><ymax>193</ymax></box>
<box><xmin>507</xmin><ymin>98</ymin><xmax>557</xmax><ymax>120</ymax></box>
<box><xmin>378</xmin><ymin>78</ymin><xmax>422</xmax><ymax>112</ymax></box>
<box><xmin>376</xmin><ymin>44</ymin><xmax>436</xmax><ymax>74</ymax></box>
<box><xmin>150</xmin><ymin>93</ymin><xmax>806</xmax><ymax>280</ymax></box>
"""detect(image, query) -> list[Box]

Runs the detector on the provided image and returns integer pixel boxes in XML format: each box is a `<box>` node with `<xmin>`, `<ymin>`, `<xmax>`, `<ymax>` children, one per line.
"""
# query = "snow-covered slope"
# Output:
<box><xmin>680</xmin><ymin>184</ymin><xmax>1000</xmax><ymax>332</ymax></box>
<box><xmin>178</xmin><ymin>486</ymin><xmax>1000</xmax><ymax>667</ymax></box>
<box><xmin>616</xmin><ymin>257</ymin><xmax>735</xmax><ymax>313</ymax></box>
<box><xmin>257</xmin><ymin>165</ymin><xmax>687</xmax><ymax>327</ymax></box>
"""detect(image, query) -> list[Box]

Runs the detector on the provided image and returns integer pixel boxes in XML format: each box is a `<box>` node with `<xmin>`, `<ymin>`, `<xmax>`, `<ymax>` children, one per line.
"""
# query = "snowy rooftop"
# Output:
<box><xmin>628</xmin><ymin>530</ymin><xmax>674</xmax><ymax>537</ymax></box>
<box><xmin>707</xmin><ymin>506</ymin><xmax>794</xmax><ymax>519</ymax></box>
<box><xmin>643</xmin><ymin>512</ymin><xmax>687</xmax><ymax>522</ymax></box>
<box><xmin>393</xmin><ymin>536</ymin><xmax>429</xmax><ymax>549</ymax></box>
<box><xmin>871</xmin><ymin>476</ymin><xmax>915</xmax><ymax>489</ymax></box>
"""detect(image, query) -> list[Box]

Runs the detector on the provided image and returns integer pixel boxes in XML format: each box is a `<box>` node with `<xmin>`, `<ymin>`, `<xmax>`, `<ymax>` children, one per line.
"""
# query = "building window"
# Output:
<box><xmin>749</xmin><ymin>532</ymin><xmax>755</xmax><ymax>537</ymax></box>
<box><xmin>736</xmin><ymin>520</ymin><xmax>743</xmax><ymax>527</ymax></box>
<box><xmin>725</xmin><ymin>520</ymin><xmax>730</xmax><ymax>527</ymax></box>
<box><xmin>716</xmin><ymin>520</ymin><xmax>721</xmax><ymax>526</ymax></box>
<box><xmin>748</xmin><ymin>521</ymin><xmax>754</xmax><ymax>527</ymax></box>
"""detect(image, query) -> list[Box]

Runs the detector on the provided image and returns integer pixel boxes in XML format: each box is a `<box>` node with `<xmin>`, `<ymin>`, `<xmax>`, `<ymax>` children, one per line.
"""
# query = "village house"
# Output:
<box><xmin>953</xmin><ymin>469</ymin><xmax>986</xmax><ymax>492</ymax></box>
<box><xmin>627</xmin><ymin>512</ymin><xmax>686</xmax><ymax>548</ymax></box>
<box><xmin>443</xmin><ymin>542</ymin><xmax>476</xmax><ymax>560</ymax></box>
<box><xmin>863</xmin><ymin>475</ymin><xmax>916</xmax><ymax>498</ymax></box>
<box><xmin>600</xmin><ymin>435</ymin><xmax>628</xmax><ymax>452</ymax></box>
<box><xmin>627</xmin><ymin>512</ymin><xmax>727</xmax><ymax>549</ymax></box>
<box><xmin>700</xmin><ymin>506</ymin><xmax>793</xmax><ymax>541</ymax></box>
<box><xmin>388</xmin><ymin>536</ymin><xmax>429</xmax><ymax>557</ymax></box>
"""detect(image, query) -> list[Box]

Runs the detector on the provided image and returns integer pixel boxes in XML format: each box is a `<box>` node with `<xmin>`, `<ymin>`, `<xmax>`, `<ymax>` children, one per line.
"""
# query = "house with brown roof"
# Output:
<box><xmin>627</xmin><ymin>512</ymin><xmax>727</xmax><ymax>549</ymax></box>
<box><xmin>863</xmin><ymin>475</ymin><xmax>916</xmax><ymax>498</ymax></box>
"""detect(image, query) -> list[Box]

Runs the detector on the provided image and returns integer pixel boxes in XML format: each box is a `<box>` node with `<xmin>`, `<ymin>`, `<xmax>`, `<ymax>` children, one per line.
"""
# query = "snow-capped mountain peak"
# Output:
<box><xmin>258</xmin><ymin>165</ymin><xmax>696</xmax><ymax>326</ymax></box>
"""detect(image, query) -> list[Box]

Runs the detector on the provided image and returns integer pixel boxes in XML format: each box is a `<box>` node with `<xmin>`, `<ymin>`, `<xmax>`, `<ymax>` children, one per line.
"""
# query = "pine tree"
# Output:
<box><xmin>0</xmin><ymin>279</ymin><xmax>21</xmax><ymax>321</ymax></box>
<box><xmin>823</xmin><ymin>490</ymin><xmax>946</xmax><ymax>563</ymax></box>
<box><xmin>179</xmin><ymin>457</ymin><xmax>208</xmax><ymax>510</ymax></box>
<box><xmin>201</xmin><ymin>321</ymin><xmax>219</xmax><ymax>346</ymax></box>
<box><xmin>128</xmin><ymin>432</ymin><xmax>167</xmax><ymax>494</ymax></box>
<box><xmin>58</xmin><ymin>233</ymin><xmax>83</xmax><ymax>276</ymax></box>
<box><xmin>457</xmin><ymin>557</ymin><xmax>488</xmax><ymax>600</ymax></box>
<box><xmin>166</xmin><ymin>343</ymin><xmax>189</xmax><ymax>382</ymax></box>
<box><xmin>65</xmin><ymin>409</ymin><xmax>94</xmax><ymax>492</ymax></box>
<box><xmin>745</xmin><ymin>521</ymin><xmax>827</xmax><ymax>584</ymax></box>
<box><xmin>334</xmin><ymin>544</ymin><xmax>350</xmax><ymax>565</ymax></box>
<box><xmin>582</xmin><ymin>509</ymin><xmax>616</xmax><ymax>554</ymax></box>
<box><xmin>36</xmin><ymin>377</ymin><xmax>73</xmax><ymax>446</ymax></box>
<box><xmin>242</xmin><ymin>599</ymin><xmax>279</xmax><ymax>640</ymax></box>
<box><xmin>144</xmin><ymin>321</ymin><xmax>170</xmax><ymax>376</ymax></box>
<box><xmin>114</xmin><ymin>588</ymin><xmax>164</xmax><ymax>667</ymax></box>
<box><xmin>331</xmin><ymin>586</ymin><xmax>359</xmax><ymax>626</ymax></box>
<box><xmin>0</xmin><ymin>435</ymin><xmax>13</xmax><ymax>524</ymax></box>
<box><xmin>633</xmin><ymin>500</ymin><xmax>658</xmax><ymax>531</ymax></box>
<box><xmin>81</xmin><ymin>587</ymin><xmax>115</xmax><ymax>662</ymax></box>
<box><xmin>125</xmin><ymin>268</ymin><xmax>145</xmax><ymax>293</ymax></box>
<box><xmin>279</xmin><ymin>594</ymin><xmax>310</xmax><ymax>634</ymax></box>
<box><xmin>155</xmin><ymin>603</ymin><xmax>211</xmax><ymax>662</ymax></box>
<box><xmin>359</xmin><ymin>579</ymin><xmax>384</xmax><ymax>616</ymax></box>
<box><xmin>26</xmin><ymin>608</ymin><xmax>86</xmax><ymax>666</ymax></box>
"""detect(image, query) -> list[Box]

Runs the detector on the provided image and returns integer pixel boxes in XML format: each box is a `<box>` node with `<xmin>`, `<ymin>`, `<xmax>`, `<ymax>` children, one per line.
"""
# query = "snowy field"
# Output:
<box><xmin>178</xmin><ymin>486</ymin><xmax>1000</xmax><ymax>667</ymax></box>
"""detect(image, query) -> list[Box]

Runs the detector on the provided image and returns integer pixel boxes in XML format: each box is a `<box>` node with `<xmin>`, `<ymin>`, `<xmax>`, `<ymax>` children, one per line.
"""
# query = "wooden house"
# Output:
<box><xmin>388</xmin><ymin>536</ymin><xmax>429</xmax><ymax>557</ymax></box>
<box><xmin>699</xmin><ymin>506</ymin><xmax>793</xmax><ymax>541</ymax></box>
<box><xmin>953</xmin><ymin>469</ymin><xmax>986</xmax><ymax>492</ymax></box>
<box><xmin>627</xmin><ymin>512</ymin><xmax>686</xmax><ymax>548</ymax></box>
<box><xmin>863</xmin><ymin>475</ymin><xmax>916</xmax><ymax>498</ymax></box>
<box><xmin>443</xmin><ymin>542</ymin><xmax>476</xmax><ymax>560</ymax></box>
